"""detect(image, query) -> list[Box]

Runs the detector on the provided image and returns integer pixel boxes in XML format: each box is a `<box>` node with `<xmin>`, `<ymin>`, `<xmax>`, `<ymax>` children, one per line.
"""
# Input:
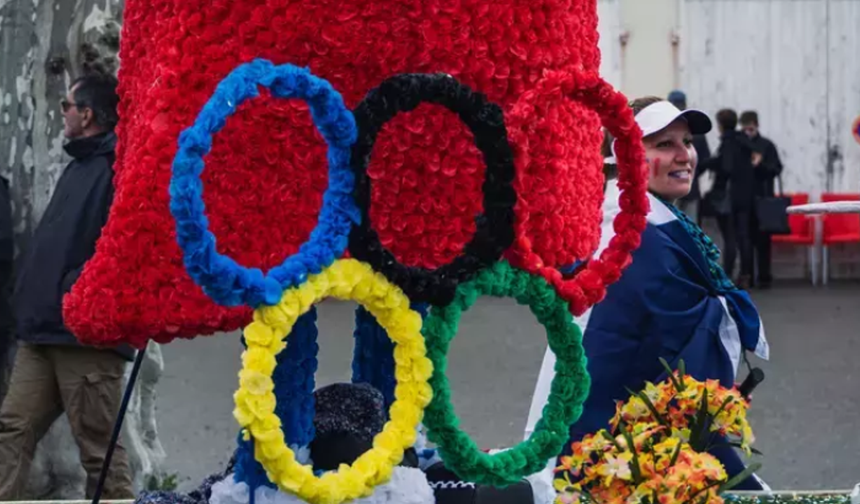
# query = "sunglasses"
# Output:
<box><xmin>60</xmin><ymin>99</ymin><xmax>80</xmax><ymax>112</ymax></box>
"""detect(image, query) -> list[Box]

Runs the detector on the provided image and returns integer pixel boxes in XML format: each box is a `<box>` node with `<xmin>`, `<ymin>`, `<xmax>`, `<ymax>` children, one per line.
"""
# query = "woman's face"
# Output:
<box><xmin>643</xmin><ymin>119</ymin><xmax>696</xmax><ymax>201</ymax></box>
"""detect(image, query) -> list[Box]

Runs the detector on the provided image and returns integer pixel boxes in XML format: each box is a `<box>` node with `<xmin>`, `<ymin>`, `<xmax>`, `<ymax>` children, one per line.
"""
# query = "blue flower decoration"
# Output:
<box><xmin>169</xmin><ymin>59</ymin><xmax>359</xmax><ymax>307</ymax></box>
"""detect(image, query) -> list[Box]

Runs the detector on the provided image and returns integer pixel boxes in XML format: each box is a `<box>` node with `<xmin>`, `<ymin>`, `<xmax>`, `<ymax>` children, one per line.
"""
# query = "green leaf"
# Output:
<box><xmin>618</xmin><ymin>421</ymin><xmax>643</xmax><ymax>484</ymax></box>
<box><xmin>660</xmin><ymin>357</ymin><xmax>685</xmax><ymax>392</ymax></box>
<box><xmin>669</xmin><ymin>438</ymin><xmax>683</xmax><ymax>467</ymax></box>
<box><xmin>678</xmin><ymin>359</ymin><xmax>686</xmax><ymax>380</ymax></box>
<box><xmin>601</xmin><ymin>430</ymin><xmax>623</xmax><ymax>450</ymax></box>
<box><xmin>625</xmin><ymin>386</ymin><xmax>670</xmax><ymax>428</ymax></box>
<box><xmin>719</xmin><ymin>462</ymin><xmax>763</xmax><ymax>493</ymax></box>
<box><xmin>710</xmin><ymin>396</ymin><xmax>735</xmax><ymax>425</ymax></box>
<box><xmin>689</xmin><ymin>388</ymin><xmax>710</xmax><ymax>452</ymax></box>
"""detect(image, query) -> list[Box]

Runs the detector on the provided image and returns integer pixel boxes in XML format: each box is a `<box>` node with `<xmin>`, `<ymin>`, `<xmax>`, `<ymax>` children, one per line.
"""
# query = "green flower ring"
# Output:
<box><xmin>421</xmin><ymin>260</ymin><xmax>590</xmax><ymax>486</ymax></box>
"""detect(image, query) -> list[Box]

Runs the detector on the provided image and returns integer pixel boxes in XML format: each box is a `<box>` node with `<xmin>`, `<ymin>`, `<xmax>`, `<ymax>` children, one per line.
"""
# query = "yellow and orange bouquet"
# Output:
<box><xmin>554</xmin><ymin>360</ymin><xmax>761</xmax><ymax>504</ymax></box>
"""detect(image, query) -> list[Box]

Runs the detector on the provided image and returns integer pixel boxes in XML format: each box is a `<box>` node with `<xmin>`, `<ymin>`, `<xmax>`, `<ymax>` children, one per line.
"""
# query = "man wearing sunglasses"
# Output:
<box><xmin>0</xmin><ymin>73</ymin><xmax>134</xmax><ymax>499</ymax></box>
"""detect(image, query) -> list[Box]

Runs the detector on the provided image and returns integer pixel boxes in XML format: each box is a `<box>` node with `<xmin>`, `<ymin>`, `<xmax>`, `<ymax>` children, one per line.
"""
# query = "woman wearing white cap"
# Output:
<box><xmin>527</xmin><ymin>97</ymin><xmax>768</xmax><ymax>489</ymax></box>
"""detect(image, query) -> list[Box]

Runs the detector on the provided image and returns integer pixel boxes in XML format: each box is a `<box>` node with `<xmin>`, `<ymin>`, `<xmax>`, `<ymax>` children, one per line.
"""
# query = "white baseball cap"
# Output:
<box><xmin>604</xmin><ymin>100</ymin><xmax>711</xmax><ymax>164</ymax></box>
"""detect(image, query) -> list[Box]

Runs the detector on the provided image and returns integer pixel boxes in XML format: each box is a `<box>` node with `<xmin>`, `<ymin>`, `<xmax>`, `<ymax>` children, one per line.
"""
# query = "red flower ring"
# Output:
<box><xmin>505</xmin><ymin>68</ymin><xmax>649</xmax><ymax>316</ymax></box>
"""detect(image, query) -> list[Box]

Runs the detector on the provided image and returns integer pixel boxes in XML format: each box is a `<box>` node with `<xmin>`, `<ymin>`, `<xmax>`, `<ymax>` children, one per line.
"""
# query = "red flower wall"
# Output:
<box><xmin>64</xmin><ymin>0</ymin><xmax>606</xmax><ymax>347</ymax></box>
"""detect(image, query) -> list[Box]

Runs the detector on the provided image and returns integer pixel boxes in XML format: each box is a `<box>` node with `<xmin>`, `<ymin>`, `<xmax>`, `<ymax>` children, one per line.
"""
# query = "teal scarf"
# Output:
<box><xmin>657</xmin><ymin>198</ymin><xmax>738</xmax><ymax>294</ymax></box>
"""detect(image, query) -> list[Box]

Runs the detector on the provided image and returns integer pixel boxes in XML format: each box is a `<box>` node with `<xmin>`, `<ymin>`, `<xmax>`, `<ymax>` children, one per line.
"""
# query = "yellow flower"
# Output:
<box><xmin>642</xmin><ymin>381</ymin><xmax>665</xmax><ymax>406</ymax></box>
<box><xmin>242</xmin><ymin>347</ymin><xmax>277</xmax><ymax>376</ymax></box>
<box><xmin>258</xmin><ymin>437</ymin><xmax>289</xmax><ymax>461</ymax></box>
<box><xmin>694</xmin><ymin>452</ymin><xmax>727</xmax><ymax>481</ymax></box>
<box><xmin>394</xmin><ymin>341</ymin><xmax>425</xmax><ymax>363</ymax></box>
<box><xmin>388</xmin><ymin>401</ymin><xmax>421</xmax><ymax>430</ymax></box>
<box><xmin>233</xmin><ymin>401</ymin><xmax>254</xmax><ymax>426</ymax></box>
<box><xmin>385</xmin><ymin>290</ymin><xmax>407</xmax><ymax>310</ymax></box>
<box><xmin>235</xmin><ymin>388</ymin><xmax>276</xmax><ymax>420</ymax></box>
<box><xmin>371</xmin><ymin>272</ymin><xmax>391</xmax><ymax>296</ymax></box>
<box><xmin>355</xmin><ymin>450</ymin><xmax>387</xmax><ymax>478</ymax></box>
<box><xmin>350</xmin><ymin>271</ymin><xmax>375</xmax><ymax>298</ymax></box>
<box><xmin>297</xmin><ymin>285</ymin><xmax>318</xmax><ymax>313</ymax></box>
<box><xmin>257</xmin><ymin>303</ymin><xmax>290</xmax><ymax>331</ymax></box>
<box><xmin>654</xmin><ymin>436</ymin><xmax>680</xmax><ymax>455</ymax></box>
<box><xmin>244</xmin><ymin>321</ymin><xmax>277</xmax><ymax>347</ymax></box>
<box><xmin>620</xmin><ymin>396</ymin><xmax>651</xmax><ymax>421</ymax></box>
<box><xmin>372</xmin><ymin>429</ymin><xmax>400</xmax><ymax>453</ymax></box>
<box><xmin>233</xmin><ymin>259</ymin><xmax>432</xmax><ymax>504</ymax></box>
<box><xmin>279</xmin><ymin>463</ymin><xmax>311</xmax><ymax>493</ymax></box>
<box><xmin>412</xmin><ymin>356</ymin><xmax>434</xmax><ymax>382</ymax></box>
<box><xmin>251</xmin><ymin>418</ymin><xmax>284</xmax><ymax>442</ymax></box>
<box><xmin>238</xmin><ymin>369</ymin><xmax>274</xmax><ymax>395</ymax></box>
<box><xmin>399</xmin><ymin>310</ymin><xmax>423</xmax><ymax>334</ymax></box>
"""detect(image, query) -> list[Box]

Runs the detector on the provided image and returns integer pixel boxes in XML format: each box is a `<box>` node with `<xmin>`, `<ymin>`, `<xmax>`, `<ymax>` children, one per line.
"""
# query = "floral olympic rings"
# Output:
<box><xmin>169</xmin><ymin>60</ymin><xmax>647</xmax><ymax>502</ymax></box>
<box><xmin>348</xmin><ymin>73</ymin><xmax>517</xmax><ymax>307</ymax></box>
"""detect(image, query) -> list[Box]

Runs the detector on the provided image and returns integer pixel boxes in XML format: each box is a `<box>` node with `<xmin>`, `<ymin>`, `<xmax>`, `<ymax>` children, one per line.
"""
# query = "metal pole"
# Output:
<box><xmin>90</xmin><ymin>344</ymin><xmax>147</xmax><ymax>504</ymax></box>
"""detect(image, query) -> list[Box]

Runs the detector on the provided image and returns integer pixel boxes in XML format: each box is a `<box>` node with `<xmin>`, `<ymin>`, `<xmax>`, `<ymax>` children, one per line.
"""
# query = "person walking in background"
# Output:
<box><xmin>0</xmin><ymin>177</ymin><xmax>13</xmax><ymax>403</ymax></box>
<box><xmin>701</xmin><ymin>109</ymin><xmax>763</xmax><ymax>289</ymax></box>
<box><xmin>0</xmin><ymin>73</ymin><xmax>134</xmax><ymax>500</ymax></box>
<box><xmin>668</xmin><ymin>90</ymin><xmax>711</xmax><ymax>224</ymax></box>
<box><xmin>740</xmin><ymin>110</ymin><xmax>783</xmax><ymax>289</ymax></box>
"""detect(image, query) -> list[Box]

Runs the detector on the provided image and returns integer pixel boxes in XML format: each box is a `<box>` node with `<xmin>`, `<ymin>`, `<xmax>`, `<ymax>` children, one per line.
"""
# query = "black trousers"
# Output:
<box><xmin>717</xmin><ymin>209</ymin><xmax>772</xmax><ymax>283</ymax></box>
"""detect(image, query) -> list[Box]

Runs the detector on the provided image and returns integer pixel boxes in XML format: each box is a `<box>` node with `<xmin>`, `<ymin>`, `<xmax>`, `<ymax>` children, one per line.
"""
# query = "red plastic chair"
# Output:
<box><xmin>771</xmin><ymin>193</ymin><xmax>817</xmax><ymax>284</ymax></box>
<box><xmin>821</xmin><ymin>192</ymin><xmax>860</xmax><ymax>284</ymax></box>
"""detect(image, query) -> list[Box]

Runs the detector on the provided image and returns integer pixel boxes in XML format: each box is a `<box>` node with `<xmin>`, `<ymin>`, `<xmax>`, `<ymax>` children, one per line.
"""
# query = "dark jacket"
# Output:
<box><xmin>14</xmin><ymin>132</ymin><xmax>134</xmax><ymax>360</ymax></box>
<box><xmin>0</xmin><ymin>177</ymin><xmax>13</xmax><ymax>376</ymax></box>
<box><xmin>702</xmin><ymin>131</ymin><xmax>762</xmax><ymax>212</ymax></box>
<box><xmin>748</xmin><ymin>133</ymin><xmax>783</xmax><ymax>197</ymax></box>
<box><xmin>680</xmin><ymin>134</ymin><xmax>712</xmax><ymax>202</ymax></box>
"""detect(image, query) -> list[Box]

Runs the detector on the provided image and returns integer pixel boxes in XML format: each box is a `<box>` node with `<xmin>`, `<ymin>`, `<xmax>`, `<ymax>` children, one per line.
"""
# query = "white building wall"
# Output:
<box><xmin>597</xmin><ymin>0</ymin><xmax>860</xmax><ymax>196</ymax></box>
<box><xmin>680</xmin><ymin>0</ymin><xmax>829</xmax><ymax>196</ymax></box>
<box><xmin>596</xmin><ymin>0</ymin><xmax>623</xmax><ymax>89</ymax></box>
<box><xmin>827</xmin><ymin>0</ymin><xmax>860</xmax><ymax>195</ymax></box>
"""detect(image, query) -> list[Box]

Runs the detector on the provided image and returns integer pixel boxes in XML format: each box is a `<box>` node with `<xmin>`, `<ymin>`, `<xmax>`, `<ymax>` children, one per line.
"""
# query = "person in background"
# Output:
<box><xmin>740</xmin><ymin>110</ymin><xmax>783</xmax><ymax>289</ymax></box>
<box><xmin>668</xmin><ymin>90</ymin><xmax>711</xmax><ymax>224</ymax></box>
<box><xmin>0</xmin><ymin>177</ymin><xmax>12</xmax><ymax>403</ymax></box>
<box><xmin>528</xmin><ymin>97</ymin><xmax>767</xmax><ymax>489</ymax></box>
<box><xmin>701</xmin><ymin>109</ymin><xmax>762</xmax><ymax>289</ymax></box>
<box><xmin>0</xmin><ymin>73</ymin><xmax>134</xmax><ymax>499</ymax></box>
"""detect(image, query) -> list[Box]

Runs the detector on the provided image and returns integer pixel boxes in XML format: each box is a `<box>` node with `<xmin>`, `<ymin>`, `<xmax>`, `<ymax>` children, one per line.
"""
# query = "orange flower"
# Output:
<box><xmin>555</xmin><ymin>362</ymin><xmax>754</xmax><ymax>504</ymax></box>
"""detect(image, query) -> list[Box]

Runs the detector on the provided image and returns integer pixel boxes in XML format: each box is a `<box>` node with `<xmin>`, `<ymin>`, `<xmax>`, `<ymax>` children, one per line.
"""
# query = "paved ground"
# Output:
<box><xmin>157</xmin><ymin>283</ymin><xmax>860</xmax><ymax>491</ymax></box>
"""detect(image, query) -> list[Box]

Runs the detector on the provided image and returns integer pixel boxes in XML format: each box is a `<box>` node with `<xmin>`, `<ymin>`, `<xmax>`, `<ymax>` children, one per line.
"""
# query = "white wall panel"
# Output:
<box><xmin>679</xmin><ymin>0</ymin><xmax>831</xmax><ymax>195</ymax></box>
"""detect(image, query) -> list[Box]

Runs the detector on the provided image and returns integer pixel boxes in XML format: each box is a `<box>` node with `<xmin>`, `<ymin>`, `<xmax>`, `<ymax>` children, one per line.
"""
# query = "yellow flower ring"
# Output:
<box><xmin>233</xmin><ymin>258</ymin><xmax>434</xmax><ymax>504</ymax></box>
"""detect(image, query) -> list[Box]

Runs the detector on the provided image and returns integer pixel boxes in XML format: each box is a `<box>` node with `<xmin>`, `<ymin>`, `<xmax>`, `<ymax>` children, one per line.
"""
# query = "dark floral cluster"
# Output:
<box><xmin>349</xmin><ymin>73</ymin><xmax>516</xmax><ymax>306</ymax></box>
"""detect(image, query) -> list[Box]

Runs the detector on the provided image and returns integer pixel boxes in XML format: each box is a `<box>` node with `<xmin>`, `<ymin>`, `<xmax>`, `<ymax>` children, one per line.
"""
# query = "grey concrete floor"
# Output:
<box><xmin>157</xmin><ymin>284</ymin><xmax>860</xmax><ymax>491</ymax></box>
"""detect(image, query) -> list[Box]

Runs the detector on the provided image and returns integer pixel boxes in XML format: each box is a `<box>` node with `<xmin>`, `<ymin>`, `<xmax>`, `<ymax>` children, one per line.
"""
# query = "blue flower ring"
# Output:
<box><xmin>169</xmin><ymin>59</ymin><xmax>360</xmax><ymax>307</ymax></box>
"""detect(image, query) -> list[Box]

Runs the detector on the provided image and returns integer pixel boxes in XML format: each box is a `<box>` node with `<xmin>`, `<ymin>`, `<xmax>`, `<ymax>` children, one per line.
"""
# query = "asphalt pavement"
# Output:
<box><xmin>157</xmin><ymin>283</ymin><xmax>860</xmax><ymax>491</ymax></box>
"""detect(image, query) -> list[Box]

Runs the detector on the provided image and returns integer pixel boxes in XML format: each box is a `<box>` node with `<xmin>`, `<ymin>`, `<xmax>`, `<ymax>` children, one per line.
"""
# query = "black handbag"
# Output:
<box><xmin>755</xmin><ymin>176</ymin><xmax>791</xmax><ymax>235</ymax></box>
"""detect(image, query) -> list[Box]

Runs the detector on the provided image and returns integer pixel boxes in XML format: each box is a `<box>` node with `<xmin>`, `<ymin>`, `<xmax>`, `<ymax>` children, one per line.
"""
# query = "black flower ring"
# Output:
<box><xmin>349</xmin><ymin>73</ymin><xmax>517</xmax><ymax>306</ymax></box>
